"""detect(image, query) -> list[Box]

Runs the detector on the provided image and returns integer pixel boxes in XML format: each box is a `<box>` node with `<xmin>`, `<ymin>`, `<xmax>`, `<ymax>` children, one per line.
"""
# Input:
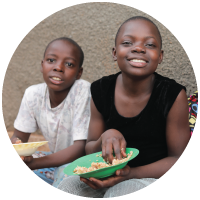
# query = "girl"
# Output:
<box><xmin>58</xmin><ymin>16</ymin><xmax>191</xmax><ymax>197</ymax></box>
<box><xmin>11</xmin><ymin>37</ymin><xmax>91</xmax><ymax>187</ymax></box>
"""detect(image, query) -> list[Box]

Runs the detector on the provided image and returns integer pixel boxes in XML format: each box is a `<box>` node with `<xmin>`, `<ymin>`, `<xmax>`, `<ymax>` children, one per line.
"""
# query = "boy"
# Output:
<box><xmin>11</xmin><ymin>37</ymin><xmax>91</xmax><ymax>187</ymax></box>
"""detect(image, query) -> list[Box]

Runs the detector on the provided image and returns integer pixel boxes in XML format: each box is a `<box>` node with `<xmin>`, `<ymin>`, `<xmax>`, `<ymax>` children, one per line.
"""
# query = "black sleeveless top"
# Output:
<box><xmin>91</xmin><ymin>72</ymin><xmax>186</xmax><ymax>167</ymax></box>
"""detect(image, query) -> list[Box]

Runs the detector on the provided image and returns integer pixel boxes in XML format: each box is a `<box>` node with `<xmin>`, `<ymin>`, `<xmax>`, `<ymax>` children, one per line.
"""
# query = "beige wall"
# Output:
<box><xmin>2</xmin><ymin>2</ymin><xmax>197</xmax><ymax>131</ymax></box>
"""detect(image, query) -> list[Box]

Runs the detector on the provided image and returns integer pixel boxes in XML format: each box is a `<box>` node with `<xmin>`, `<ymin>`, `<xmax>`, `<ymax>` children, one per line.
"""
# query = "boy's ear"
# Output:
<box><xmin>158</xmin><ymin>50</ymin><xmax>164</xmax><ymax>64</ymax></box>
<box><xmin>112</xmin><ymin>47</ymin><xmax>117</xmax><ymax>61</ymax></box>
<box><xmin>76</xmin><ymin>67</ymin><xmax>83</xmax><ymax>80</ymax></box>
<box><xmin>41</xmin><ymin>60</ymin><xmax>44</xmax><ymax>73</ymax></box>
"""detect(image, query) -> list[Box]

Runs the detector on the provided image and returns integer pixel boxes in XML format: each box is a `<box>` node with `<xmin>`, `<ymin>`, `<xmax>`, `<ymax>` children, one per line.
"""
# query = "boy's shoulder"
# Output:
<box><xmin>69</xmin><ymin>79</ymin><xmax>91</xmax><ymax>101</ymax></box>
<box><xmin>74</xmin><ymin>79</ymin><xmax>91</xmax><ymax>88</ymax></box>
<box><xmin>24</xmin><ymin>83</ymin><xmax>47</xmax><ymax>98</ymax></box>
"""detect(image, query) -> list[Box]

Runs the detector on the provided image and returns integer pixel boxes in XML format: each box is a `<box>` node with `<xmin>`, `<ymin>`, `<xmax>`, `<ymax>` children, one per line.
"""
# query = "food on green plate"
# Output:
<box><xmin>73</xmin><ymin>151</ymin><xmax>133</xmax><ymax>174</ymax></box>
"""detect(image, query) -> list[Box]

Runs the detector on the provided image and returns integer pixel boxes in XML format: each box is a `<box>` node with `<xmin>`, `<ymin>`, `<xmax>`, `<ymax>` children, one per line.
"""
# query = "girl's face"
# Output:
<box><xmin>41</xmin><ymin>40</ymin><xmax>83</xmax><ymax>93</ymax></box>
<box><xmin>113</xmin><ymin>19</ymin><xmax>163</xmax><ymax>78</ymax></box>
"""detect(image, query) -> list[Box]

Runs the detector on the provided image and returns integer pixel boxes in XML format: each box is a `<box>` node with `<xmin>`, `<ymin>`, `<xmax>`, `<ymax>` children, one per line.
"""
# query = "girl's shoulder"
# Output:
<box><xmin>154</xmin><ymin>72</ymin><xmax>186</xmax><ymax>91</ymax></box>
<box><xmin>91</xmin><ymin>72</ymin><xmax>120</xmax><ymax>94</ymax></box>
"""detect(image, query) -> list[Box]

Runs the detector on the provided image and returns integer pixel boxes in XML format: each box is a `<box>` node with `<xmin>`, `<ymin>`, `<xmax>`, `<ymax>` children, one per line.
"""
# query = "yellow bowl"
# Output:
<box><xmin>13</xmin><ymin>141</ymin><xmax>48</xmax><ymax>156</ymax></box>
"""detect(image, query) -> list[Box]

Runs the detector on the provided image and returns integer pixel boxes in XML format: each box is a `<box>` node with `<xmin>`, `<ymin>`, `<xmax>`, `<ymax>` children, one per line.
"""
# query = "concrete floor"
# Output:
<box><xmin>8</xmin><ymin>131</ymin><xmax>50</xmax><ymax>152</ymax></box>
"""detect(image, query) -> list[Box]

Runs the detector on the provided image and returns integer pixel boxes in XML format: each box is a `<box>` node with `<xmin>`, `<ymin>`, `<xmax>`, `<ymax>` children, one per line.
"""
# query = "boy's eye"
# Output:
<box><xmin>47</xmin><ymin>58</ymin><xmax>55</xmax><ymax>63</ymax></box>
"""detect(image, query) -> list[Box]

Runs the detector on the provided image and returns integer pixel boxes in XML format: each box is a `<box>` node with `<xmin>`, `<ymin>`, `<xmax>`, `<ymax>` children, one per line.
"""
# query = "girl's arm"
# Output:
<box><xmin>81</xmin><ymin>89</ymin><xmax>191</xmax><ymax>189</ymax></box>
<box><xmin>129</xmin><ymin>89</ymin><xmax>191</xmax><ymax>179</ymax></box>
<box><xmin>85</xmin><ymin>98</ymin><xmax>127</xmax><ymax>162</ymax></box>
<box><xmin>85</xmin><ymin>98</ymin><xmax>106</xmax><ymax>154</ymax></box>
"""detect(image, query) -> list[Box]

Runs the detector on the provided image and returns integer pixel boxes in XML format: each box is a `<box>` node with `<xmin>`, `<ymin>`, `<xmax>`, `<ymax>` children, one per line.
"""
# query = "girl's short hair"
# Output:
<box><xmin>115</xmin><ymin>16</ymin><xmax>162</xmax><ymax>49</ymax></box>
<box><xmin>43</xmin><ymin>37</ymin><xmax>84</xmax><ymax>67</ymax></box>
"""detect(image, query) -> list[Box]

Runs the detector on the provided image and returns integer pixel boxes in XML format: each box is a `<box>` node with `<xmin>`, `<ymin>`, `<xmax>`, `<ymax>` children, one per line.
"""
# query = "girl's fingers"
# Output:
<box><xmin>116</xmin><ymin>165</ymin><xmax>130</xmax><ymax>176</ymax></box>
<box><xmin>102</xmin><ymin>145</ymin><xmax>106</xmax><ymax>160</ymax></box>
<box><xmin>120</xmin><ymin>139</ymin><xmax>127</xmax><ymax>157</ymax></box>
<box><xmin>112</xmin><ymin>138</ymin><xmax>122</xmax><ymax>160</ymax></box>
<box><xmin>80</xmin><ymin>177</ymin><xmax>100</xmax><ymax>190</ymax></box>
<box><xmin>105</xmin><ymin>142</ymin><xmax>114</xmax><ymax>164</ymax></box>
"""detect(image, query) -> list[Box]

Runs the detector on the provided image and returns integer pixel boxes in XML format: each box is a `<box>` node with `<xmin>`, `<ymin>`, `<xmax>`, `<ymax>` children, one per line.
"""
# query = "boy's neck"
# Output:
<box><xmin>119</xmin><ymin>73</ymin><xmax>155</xmax><ymax>96</ymax></box>
<box><xmin>48</xmin><ymin>88</ymin><xmax>71</xmax><ymax>108</ymax></box>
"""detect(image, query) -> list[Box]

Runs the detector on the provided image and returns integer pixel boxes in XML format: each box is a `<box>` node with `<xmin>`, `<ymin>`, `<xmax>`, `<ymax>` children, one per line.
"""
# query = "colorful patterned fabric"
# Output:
<box><xmin>188</xmin><ymin>91</ymin><xmax>198</xmax><ymax>135</ymax></box>
<box><xmin>33</xmin><ymin>151</ymin><xmax>70</xmax><ymax>187</ymax></box>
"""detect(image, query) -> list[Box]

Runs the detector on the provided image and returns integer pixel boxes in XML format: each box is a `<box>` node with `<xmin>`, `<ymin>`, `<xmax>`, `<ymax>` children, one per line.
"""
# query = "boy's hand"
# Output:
<box><xmin>20</xmin><ymin>156</ymin><xmax>34</xmax><ymax>163</ymax></box>
<box><xmin>12</xmin><ymin>137</ymin><xmax>22</xmax><ymax>144</ymax></box>
<box><xmin>13</xmin><ymin>138</ymin><xmax>34</xmax><ymax>167</ymax></box>
<box><xmin>101</xmin><ymin>129</ymin><xmax>127</xmax><ymax>164</ymax></box>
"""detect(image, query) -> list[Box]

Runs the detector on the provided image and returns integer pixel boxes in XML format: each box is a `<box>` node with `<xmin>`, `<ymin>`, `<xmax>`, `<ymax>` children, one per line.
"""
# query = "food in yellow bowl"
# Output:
<box><xmin>13</xmin><ymin>141</ymin><xmax>48</xmax><ymax>156</ymax></box>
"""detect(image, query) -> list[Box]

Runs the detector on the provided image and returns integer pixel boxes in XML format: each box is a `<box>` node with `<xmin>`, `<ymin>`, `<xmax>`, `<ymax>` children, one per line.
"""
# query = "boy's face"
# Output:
<box><xmin>113</xmin><ymin>19</ymin><xmax>163</xmax><ymax>78</ymax></box>
<box><xmin>41</xmin><ymin>40</ymin><xmax>83</xmax><ymax>93</ymax></box>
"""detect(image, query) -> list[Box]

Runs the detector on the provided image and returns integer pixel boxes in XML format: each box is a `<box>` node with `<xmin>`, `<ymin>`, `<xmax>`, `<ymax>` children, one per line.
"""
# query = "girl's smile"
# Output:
<box><xmin>127</xmin><ymin>58</ymin><xmax>148</xmax><ymax>68</ymax></box>
<box><xmin>113</xmin><ymin>19</ymin><xmax>163</xmax><ymax>77</ymax></box>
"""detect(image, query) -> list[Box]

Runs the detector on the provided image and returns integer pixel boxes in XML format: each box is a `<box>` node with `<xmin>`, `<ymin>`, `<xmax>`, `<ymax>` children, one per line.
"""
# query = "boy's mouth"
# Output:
<box><xmin>52</xmin><ymin>77</ymin><xmax>61</xmax><ymax>81</ymax></box>
<box><xmin>49</xmin><ymin>76</ymin><xmax>64</xmax><ymax>85</ymax></box>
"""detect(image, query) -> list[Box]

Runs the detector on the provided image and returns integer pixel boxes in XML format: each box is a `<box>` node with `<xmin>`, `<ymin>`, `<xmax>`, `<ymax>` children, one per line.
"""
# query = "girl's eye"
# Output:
<box><xmin>122</xmin><ymin>41</ymin><xmax>131</xmax><ymax>45</ymax></box>
<box><xmin>66</xmin><ymin>62</ymin><xmax>73</xmax><ymax>67</ymax></box>
<box><xmin>146</xmin><ymin>44</ymin><xmax>155</xmax><ymax>47</ymax></box>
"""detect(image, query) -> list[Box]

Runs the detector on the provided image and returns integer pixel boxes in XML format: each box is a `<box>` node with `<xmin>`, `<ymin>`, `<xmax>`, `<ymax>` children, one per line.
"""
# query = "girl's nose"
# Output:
<box><xmin>131</xmin><ymin>44</ymin><xmax>146</xmax><ymax>53</ymax></box>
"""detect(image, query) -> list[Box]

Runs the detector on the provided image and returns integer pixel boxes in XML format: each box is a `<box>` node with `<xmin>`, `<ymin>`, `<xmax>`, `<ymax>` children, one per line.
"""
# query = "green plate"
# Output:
<box><xmin>63</xmin><ymin>148</ymin><xmax>139</xmax><ymax>179</ymax></box>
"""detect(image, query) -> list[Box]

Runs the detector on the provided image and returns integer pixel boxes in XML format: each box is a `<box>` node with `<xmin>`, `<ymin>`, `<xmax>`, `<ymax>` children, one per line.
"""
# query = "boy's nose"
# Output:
<box><xmin>53</xmin><ymin>64</ymin><xmax>64</xmax><ymax>72</ymax></box>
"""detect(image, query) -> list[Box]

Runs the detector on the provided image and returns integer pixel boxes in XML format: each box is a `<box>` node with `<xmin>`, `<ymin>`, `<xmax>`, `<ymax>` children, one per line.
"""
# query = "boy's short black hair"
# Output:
<box><xmin>43</xmin><ymin>37</ymin><xmax>84</xmax><ymax>67</ymax></box>
<box><xmin>115</xmin><ymin>16</ymin><xmax>162</xmax><ymax>49</ymax></box>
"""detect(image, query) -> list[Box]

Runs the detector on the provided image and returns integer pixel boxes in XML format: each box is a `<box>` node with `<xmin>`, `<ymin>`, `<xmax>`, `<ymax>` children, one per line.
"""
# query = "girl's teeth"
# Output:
<box><xmin>131</xmin><ymin>59</ymin><xmax>146</xmax><ymax>63</ymax></box>
<box><xmin>52</xmin><ymin>77</ymin><xmax>61</xmax><ymax>81</ymax></box>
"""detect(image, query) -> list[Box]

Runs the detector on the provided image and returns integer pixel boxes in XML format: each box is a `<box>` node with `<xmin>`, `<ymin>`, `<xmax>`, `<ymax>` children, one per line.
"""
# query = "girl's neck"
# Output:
<box><xmin>48</xmin><ymin>88</ymin><xmax>71</xmax><ymax>108</ymax></box>
<box><xmin>119</xmin><ymin>72</ymin><xmax>155</xmax><ymax>97</ymax></box>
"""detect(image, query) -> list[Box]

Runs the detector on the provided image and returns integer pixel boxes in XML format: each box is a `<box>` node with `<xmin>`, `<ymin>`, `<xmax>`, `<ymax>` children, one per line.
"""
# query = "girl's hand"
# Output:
<box><xmin>101</xmin><ymin>129</ymin><xmax>127</xmax><ymax>164</ymax></box>
<box><xmin>80</xmin><ymin>165</ymin><xmax>131</xmax><ymax>190</ymax></box>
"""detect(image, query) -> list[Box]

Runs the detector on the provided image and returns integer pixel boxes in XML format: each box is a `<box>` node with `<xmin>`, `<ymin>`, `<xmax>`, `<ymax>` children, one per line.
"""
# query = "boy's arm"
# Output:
<box><xmin>24</xmin><ymin>83</ymin><xmax>90</xmax><ymax>169</ymax></box>
<box><xmin>10</xmin><ymin>129</ymin><xmax>31</xmax><ymax>144</ymax></box>
<box><xmin>24</xmin><ymin>140</ymin><xmax>86</xmax><ymax>170</ymax></box>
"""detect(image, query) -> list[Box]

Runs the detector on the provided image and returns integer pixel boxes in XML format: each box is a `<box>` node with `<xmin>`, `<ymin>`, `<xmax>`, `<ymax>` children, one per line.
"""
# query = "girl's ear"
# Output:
<box><xmin>158</xmin><ymin>50</ymin><xmax>164</xmax><ymax>64</ymax></box>
<box><xmin>41</xmin><ymin>60</ymin><xmax>44</xmax><ymax>73</ymax></box>
<box><xmin>112</xmin><ymin>47</ymin><xmax>117</xmax><ymax>61</ymax></box>
<box><xmin>76</xmin><ymin>67</ymin><xmax>83</xmax><ymax>80</ymax></box>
